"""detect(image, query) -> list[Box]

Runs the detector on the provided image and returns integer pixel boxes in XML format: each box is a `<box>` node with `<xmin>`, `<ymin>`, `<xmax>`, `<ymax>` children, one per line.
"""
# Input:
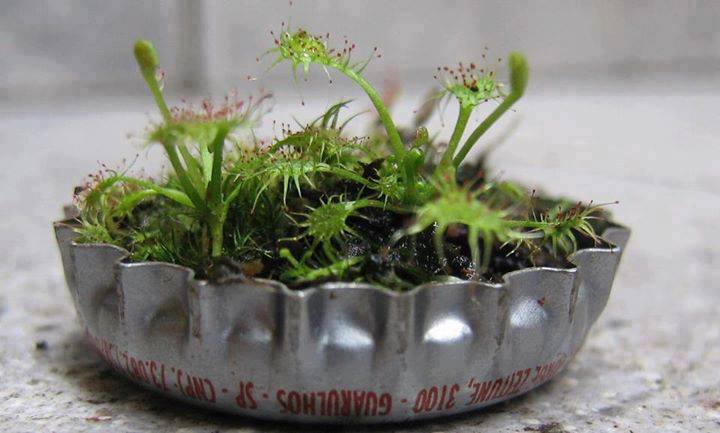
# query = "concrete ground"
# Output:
<box><xmin>1</xmin><ymin>82</ymin><xmax>719</xmax><ymax>432</ymax></box>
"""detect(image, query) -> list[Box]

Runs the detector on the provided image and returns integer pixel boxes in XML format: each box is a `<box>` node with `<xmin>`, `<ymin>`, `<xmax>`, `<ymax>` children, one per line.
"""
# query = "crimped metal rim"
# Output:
<box><xmin>54</xmin><ymin>218</ymin><xmax>630</xmax><ymax>423</ymax></box>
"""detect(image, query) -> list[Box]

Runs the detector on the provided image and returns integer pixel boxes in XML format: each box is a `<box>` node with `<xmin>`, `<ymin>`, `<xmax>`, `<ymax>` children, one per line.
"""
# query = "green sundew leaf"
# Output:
<box><xmin>270</xmin><ymin>125</ymin><xmax>361</xmax><ymax>166</ymax></box>
<box><xmin>118</xmin><ymin>176</ymin><xmax>195</xmax><ymax>208</ymax></box>
<box><xmin>134</xmin><ymin>40</ymin><xmax>159</xmax><ymax>72</ymax></box>
<box><xmin>268</xmin><ymin>27</ymin><xmax>404</xmax><ymax>159</ymax></box>
<box><xmin>533</xmin><ymin>201</ymin><xmax>611</xmax><ymax>256</ymax></box>
<box><xmin>316</xmin><ymin>100</ymin><xmax>353</xmax><ymax>129</ymax></box>
<box><xmin>438</xmin><ymin>67</ymin><xmax>502</xmax><ymax>110</ymax></box>
<box><xmin>493</xmin><ymin>181</ymin><xmax>527</xmax><ymax>202</ymax></box>
<box><xmin>254</xmin><ymin>158</ymin><xmax>332</xmax><ymax>205</ymax></box>
<box><xmin>150</xmin><ymin>118</ymin><xmax>242</xmax><ymax>149</ymax></box>
<box><xmin>114</xmin><ymin>190</ymin><xmax>157</xmax><ymax>216</ymax></box>
<box><xmin>508</xmin><ymin>52</ymin><xmax>529</xmax><ymax>98</ymax></box>
<box><xmin>223</xmin><ymin>155</ymin><xmax>270</xmax><ymax>211</ymax></box>
<box><xmin>370</xmin><ymin>165</ymin><xmax>404</xmax><ymax>205</ymax></box>
<box><xmin>279</xmin><ymin>247</ymin><xmax>362</xmax><ymax>283</ymax></box>
<box><xmin>270</xmin><ymin>29</ymin><xmax>347</xmax><ymax>76</ymax></box>
<box><xmin>300</xmin><ymin>198</ymin><xmax>363</xmax><ymax>243</ymax></box>
<box><xmin>479</xmin><ymin>180</ymin><xmax>531</xmax><ymax>211</ymax></box>
<box><xmin>74</xmin><ymin>220</ymin><xmax>114</xmax><ymax>244</ymax></box>
<box><xmin>397</xmin><ymin>179</ymin><xmax>524</xmax><ymax>273</ymax></box>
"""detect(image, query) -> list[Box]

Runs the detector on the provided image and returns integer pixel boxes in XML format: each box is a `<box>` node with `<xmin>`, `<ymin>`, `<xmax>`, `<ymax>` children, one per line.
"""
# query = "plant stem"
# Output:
<box><xmin>134</xmin><ymin>40</ymin><xmax>207</xmax><ymax>213</ymax></box>
<box><xmin>452</xmin><ymin>95</ymin><xmax>519</xmax><ymax>167</ymax></box>
<box><xmin>341</xmin><ymin>68</ymin><xmax>405</xmax><ymax>159</ymax></box>
<box><xmin>481</xmin><ymin>230</ymin><xmax>493</xmax><ymax>274</ymax></box>
<box><xmin>207</xmin><ymin>125</ymin><xmax>229</xmax><ymax>207</ymax></box>
<box><xmin>210</xmin><ymin>217</ymin><xmax>224</xmax><ymax>257</ymax></box>
<box><xmin>467</xmin><ymin>227</ymin><xmax>481</xmax><ymax>276</ymax></box>
<box><xmin>313</xmin><ymin>58</ymin><xmax>420</xmax><ymax>202</ymax></box>
<box><xmin>112</xmin><ymin>176</ymin><xmax>194</xmax><ymax>207</ymax></box>
<box><xmin>207</xmin><ymin>126</ymin><xmax>230</xmax><ymax>258</ymax></box>
<box><xmin>134</xmin><ymin>40</ymin><xmax>172</xmax><ymax>123</ymax></box>
<box><xmin>453</xmin><ymin>52</ymin><xmax>528</xmax><ymax>167</ymax></box>
<box><xmin>506</xmin><ymin>220</ymin><xmax>548</xmax><ymax>229</ymax></box>
<box><xmin>143</xmin><ymin>71</ymin><xmax>172</xmax><ymax>123</ymax></box>
<box><xmin>439</xmin><ymin>104</ymin><xmax>472</xmax><ymax>168</ymax></box>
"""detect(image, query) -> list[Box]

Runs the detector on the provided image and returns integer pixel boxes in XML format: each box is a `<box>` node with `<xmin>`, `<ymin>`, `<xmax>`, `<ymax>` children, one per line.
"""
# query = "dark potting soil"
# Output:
<box><xmin>208</xmin><ymin>201</ymin><xmax>607</xmax><ymax>291</ymax></box>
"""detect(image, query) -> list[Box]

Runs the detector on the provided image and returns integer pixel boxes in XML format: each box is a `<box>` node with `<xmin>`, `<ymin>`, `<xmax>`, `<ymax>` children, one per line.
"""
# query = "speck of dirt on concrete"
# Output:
<box><xmin>523</xmin><ymin>422</ymin><xmax>568</xmax><ymax>433</ymax></box>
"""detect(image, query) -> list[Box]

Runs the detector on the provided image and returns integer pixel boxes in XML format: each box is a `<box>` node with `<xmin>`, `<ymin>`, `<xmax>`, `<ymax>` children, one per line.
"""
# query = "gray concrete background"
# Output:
<box><xmin>3</xmin><ymin>0</ymin><xmax>720</xmax><ymax>99</ymax></box>
<box><xmin>1</xmin><ymin>1</ymin><xmax>719</xmax><ymax>432</ymax></box>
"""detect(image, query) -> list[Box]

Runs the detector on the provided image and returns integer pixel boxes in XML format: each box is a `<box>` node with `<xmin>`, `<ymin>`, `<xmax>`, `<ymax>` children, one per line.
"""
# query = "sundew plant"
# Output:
<box><xmin>74</xmin><ymin>27</ymin><xmax>613</xmax><ymax>290</ymax></box>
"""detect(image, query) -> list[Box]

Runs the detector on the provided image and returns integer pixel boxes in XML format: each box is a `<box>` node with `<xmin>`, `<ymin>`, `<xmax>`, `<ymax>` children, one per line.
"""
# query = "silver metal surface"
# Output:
<box><xmin>54</xmin><ymin>220</ymin><xmax>629</xmax><ymax>423</ymax></box>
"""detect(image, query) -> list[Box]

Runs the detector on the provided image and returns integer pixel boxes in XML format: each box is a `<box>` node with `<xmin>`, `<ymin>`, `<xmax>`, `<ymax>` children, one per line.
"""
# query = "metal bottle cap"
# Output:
<box><xmin>54</xmin><ymin>219</ymin><xmax>629</xmax><ymax>423</ymax></box>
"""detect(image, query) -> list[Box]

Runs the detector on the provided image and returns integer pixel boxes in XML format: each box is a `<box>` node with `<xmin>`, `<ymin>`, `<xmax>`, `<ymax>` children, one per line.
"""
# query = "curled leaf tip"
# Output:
<box><xmin>134</xmin><ymin>39</ymin><xmax>159</xmax><ymax>72</ymax></box>
<box><xmin>508</xmin><ymin>52</ymin><xmax>529</xmax><ymax>96</ymax></box>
